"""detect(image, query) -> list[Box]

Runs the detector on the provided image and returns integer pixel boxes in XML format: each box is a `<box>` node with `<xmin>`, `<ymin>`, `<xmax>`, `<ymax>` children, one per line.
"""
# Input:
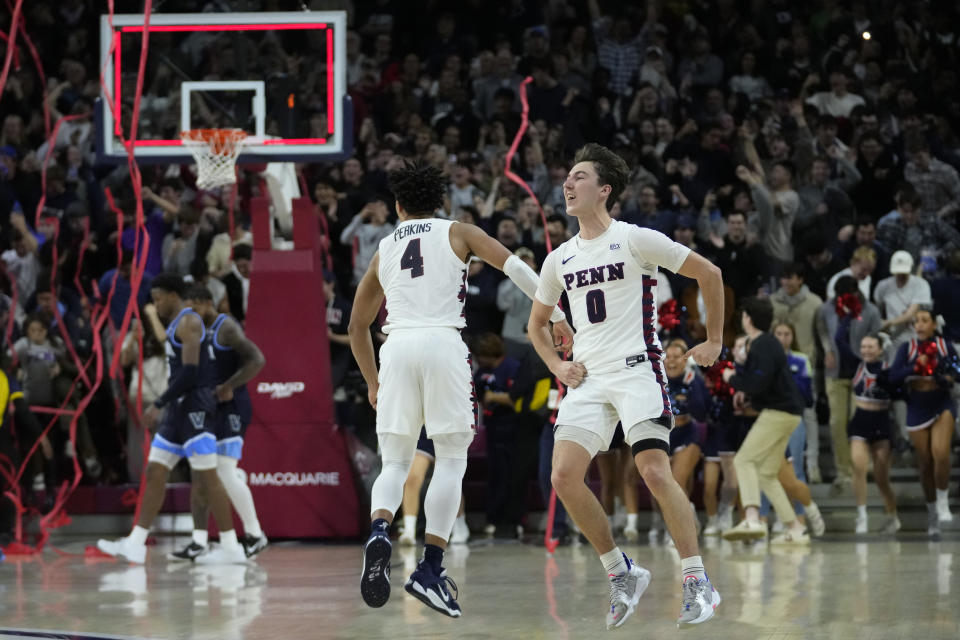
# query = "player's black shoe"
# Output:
<box><xmin>360</xmin><ymin>531</ymin><xmax>392</xmax><ymax>608</ymax></box>
<box><xmin>168</xmin><ymin>541</ymin><xmax>206</xmax><ymax>562</ymax></box>
<box><xmin>241</xmin><ymin>534</ymin><xmax>269</xmax><ymax>558</ymax></box>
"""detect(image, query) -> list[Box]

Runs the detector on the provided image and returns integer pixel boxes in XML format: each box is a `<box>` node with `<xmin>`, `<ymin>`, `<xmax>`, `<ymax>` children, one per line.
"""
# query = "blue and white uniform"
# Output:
<box><xmin>889</xmin><ymin>337</ymin><xmax>958</xmax><ymax>431</ymax></box>
<box><xmin>847</xmin><ymin>360</ymin><xmax>893</xmax><ymax>442</ymax></box>
<box><xmin>151</xmin><ymin>307</ymin><xmax>219</xmax><ymax>467</ymax></box>
<box><xmin>209</xmin><ymin>313</ymin><xmax>254</xmax><ymax>459</ymax></box>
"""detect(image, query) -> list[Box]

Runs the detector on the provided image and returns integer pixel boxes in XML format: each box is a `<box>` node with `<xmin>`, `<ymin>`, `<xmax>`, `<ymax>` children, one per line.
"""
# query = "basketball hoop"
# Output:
<box><xmin>180</xmin><ymin>128</ymin><xmax>248</xmax><ymax>189</ymax></box>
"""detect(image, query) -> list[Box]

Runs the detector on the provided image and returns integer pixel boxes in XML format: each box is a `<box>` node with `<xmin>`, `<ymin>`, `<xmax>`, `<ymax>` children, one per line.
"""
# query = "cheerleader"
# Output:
<box><xmin>847</xmin><ymin>334</ymin><xmax>899</xmax><ymax>534</ymax></box>
<box><xmin>889</xmin><ymin>307</ymin><xmax>956</xmax><ymax>536</ymax></box>
<box><xmin>701</xmin><ymin>341</ymin><xmax>743</xmax><ymax>536</ymax></box>
<box><xmin>657</xmin><ymin>339</ymin><xmax>709</xmax><ymax>538</ymax></box>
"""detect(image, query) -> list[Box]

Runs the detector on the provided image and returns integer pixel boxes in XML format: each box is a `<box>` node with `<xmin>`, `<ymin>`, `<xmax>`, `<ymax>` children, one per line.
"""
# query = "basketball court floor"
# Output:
<box><xmin>1</xmin><ymin>533</ymin><xmax>958</xmax><ymax>640</ymax></box>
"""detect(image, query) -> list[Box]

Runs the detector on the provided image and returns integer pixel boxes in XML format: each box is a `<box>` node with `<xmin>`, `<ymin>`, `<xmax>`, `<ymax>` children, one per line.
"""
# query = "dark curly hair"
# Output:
<box><xmin>387</xmin><ymin>161</ymin><xmax>445</xmax><ymax>217</ymax></box>
<box><xmin>572</xmin><ymin>143</ymin><xmax>629</xmax><ymax>211</ymax></box>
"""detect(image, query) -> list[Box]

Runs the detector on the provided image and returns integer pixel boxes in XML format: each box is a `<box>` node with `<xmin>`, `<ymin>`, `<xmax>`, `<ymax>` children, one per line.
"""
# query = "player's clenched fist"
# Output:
<box><xmin>685</xmin><ymin>341</ymin><xmax>722</xmax><ymax>367</ymax></box>
<box><xmin>552</xmin><ymin>361</ymin><xmax>587</xmax><ymax>389</ymax></box>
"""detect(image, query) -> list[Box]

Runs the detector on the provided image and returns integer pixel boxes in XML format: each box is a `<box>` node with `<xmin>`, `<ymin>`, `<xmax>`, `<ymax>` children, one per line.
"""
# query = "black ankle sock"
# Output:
<box><xmin>424</xmin><ymin>543</ymin><xmax>444</xmax><ymax>573</ymax></box>
<box><xmin>371</xmin><ymin>518</ymin><xmax>390</xmax><ymax>535</ymax></box>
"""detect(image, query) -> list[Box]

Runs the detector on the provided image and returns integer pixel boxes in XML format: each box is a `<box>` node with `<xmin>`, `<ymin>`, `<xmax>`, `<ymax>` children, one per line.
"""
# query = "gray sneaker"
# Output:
<box><xmin>880</xmin><ymin>514</ymin><xmax>901</xmax><ymax>535</ymax></box>
<box><xmin>677</xmin><ymin>576</ymin><xmax>721</xmax><ymax>628</ymax></box>
<box><xmin>605</xmin><ymin>558</ymin><xmax>652</xmax><ymax>630</ymax></box>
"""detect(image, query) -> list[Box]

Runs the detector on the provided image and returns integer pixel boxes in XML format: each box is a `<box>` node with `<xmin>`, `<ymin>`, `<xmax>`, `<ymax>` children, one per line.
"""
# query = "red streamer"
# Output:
<box><xmin>499</xmin><ymin>77</ymin><xmax>568</xmax><ymax>552</ymax></box>
<box><xmin>0</xmin><ymin>0</ymin><xmax>156</xmax><ymax>553</ymax></box>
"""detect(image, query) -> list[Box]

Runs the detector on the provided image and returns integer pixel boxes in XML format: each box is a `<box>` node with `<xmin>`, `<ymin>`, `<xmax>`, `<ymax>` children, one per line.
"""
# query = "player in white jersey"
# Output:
<box><xmin>348</xmin><ymin>161</ymin><xmax>572</xmax><ymax>618</ymax></box>
<box><xmin>528</xmin><ymin>144</ymin><xmax>725</xmax><ymax>629</ymax></box>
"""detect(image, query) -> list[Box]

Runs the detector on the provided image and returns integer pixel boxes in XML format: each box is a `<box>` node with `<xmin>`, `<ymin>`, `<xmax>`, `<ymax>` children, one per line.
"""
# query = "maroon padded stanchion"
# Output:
<box><xmin>240</xmin><ymin>196</ymin><xmax>360</xmax><ymax>538</ymax></box>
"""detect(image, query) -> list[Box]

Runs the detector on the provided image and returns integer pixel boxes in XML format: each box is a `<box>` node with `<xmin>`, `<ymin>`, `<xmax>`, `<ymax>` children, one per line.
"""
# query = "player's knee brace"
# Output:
<box><xmin>431</xmin><ymin>432</ymin><xmax>474</xmax><ymax>460</ymax></box>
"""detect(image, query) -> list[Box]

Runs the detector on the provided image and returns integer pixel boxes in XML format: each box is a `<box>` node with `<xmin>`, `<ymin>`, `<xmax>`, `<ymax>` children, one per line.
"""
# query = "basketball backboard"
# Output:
<box><xmin>98</xmin><ymin>11</ymin><xmax>352</xmax><ymax>164</ymax></box>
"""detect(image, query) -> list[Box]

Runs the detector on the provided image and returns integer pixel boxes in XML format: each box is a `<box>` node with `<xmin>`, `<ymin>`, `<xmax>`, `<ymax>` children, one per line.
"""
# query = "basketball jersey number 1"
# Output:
<box><xmin>401</xmin><ymin>239</ymin><xmax>424</xmax><ymax>278</ymax></box>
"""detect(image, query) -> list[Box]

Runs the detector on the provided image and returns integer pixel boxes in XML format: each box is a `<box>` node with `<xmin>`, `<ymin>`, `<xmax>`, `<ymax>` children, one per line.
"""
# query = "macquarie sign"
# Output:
<box><xmin>239</xmin><ymin>197</ymin><xmax>360</xmax><ymax>538</ymax></box>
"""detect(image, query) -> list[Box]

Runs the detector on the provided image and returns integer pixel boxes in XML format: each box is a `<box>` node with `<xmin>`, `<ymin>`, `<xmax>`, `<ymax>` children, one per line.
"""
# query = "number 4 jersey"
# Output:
<box><xmin>535</xmin><ymin>220</ymin><xmax>690</xmax><ymax>374</ymax></box>
<box><xmin>378</xmin><ymin>218</ymin><xmax>468</xmax><ymax>333</ymax></box>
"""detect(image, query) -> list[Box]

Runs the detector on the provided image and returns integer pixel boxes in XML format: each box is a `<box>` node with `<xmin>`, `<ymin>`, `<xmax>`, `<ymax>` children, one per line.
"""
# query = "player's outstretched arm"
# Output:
<box><xmin>348</xmin><ymin>252</ymin><xmax>385</xmax><ymax>409</ymax></box>
<box><xmin>453</xmin><ymin>222</ymin><xmax>573</xmax><ymax>351</ymax></box>
<box><xmin>676</xmin><ymin>252</ymin><xmax>724</xmax><ymax>366</ymax></box>
<box><xmin>215</xmin><ymin>317</ymin><xmax>266</xmax><ymax>401</ymax></box>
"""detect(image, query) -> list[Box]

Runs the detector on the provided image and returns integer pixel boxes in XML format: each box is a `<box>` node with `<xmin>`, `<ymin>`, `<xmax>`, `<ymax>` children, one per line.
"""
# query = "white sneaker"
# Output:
<box><xmin>717</xmin><ymin>506</ymin><xmax>734</xmax><ymax>533</ymax></box>
<box><xmin>880</xmin><ymin>514</ymin><xmax>901</xmax><ymax>535</ymax></box>
<box><xmin>97</xmin><ymin>537</ymin><xmax>146</xmax><ymax>564</ymax></box>
<box><xmin>450</xmin><ymin>518</ymin><xmax>470</xmax><ymax>545</ymax></box>
<box><xmin>770</xmin><ymin>529</ymin><xmax>811</xmax><ymax>545</ymax></box>
<box><xmin>770</xmin><ymin>518</ymin><xmax>785</xmax><ymax>534</ymax></box>
<box><xmin>721</xmin><ymin>519</ymin><xmax>766</xmax><ymax>542</ymax></box>
<box><xmin>703</xmin><ymin>516</ymin><xmax>720</xmax><ymax>536</ymax></box>
<box><xmin>399</xmin><ymin>530</ymin><xmax>416</xmax><ymax>546</ymax></box>
<box><xmin>195</xmin><ymin>544</ymin><xmax>247</xmax><ymax>565</ymax></box>
<box><xmin>854</xmin><ymin>513</ymin><xmax>868</xmax><ymax>534</ymax></box>
<box><xmin>937</xmin><ymin>503</ymin><xmax>954</xmax><ymax>524</ymax></box>
<box><xmin>623</xmin><ymin>525</ymin><xmax>639</xmax><ymax>542</ymax></box>
<box><xmin>806</xmin><ymin>508</ymin><xmax>826</xmax><ymax>537</ymax></box>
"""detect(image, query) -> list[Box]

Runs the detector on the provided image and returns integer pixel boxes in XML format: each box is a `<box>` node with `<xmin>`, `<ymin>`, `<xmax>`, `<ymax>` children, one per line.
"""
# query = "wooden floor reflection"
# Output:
<box><xmin>1</xmin><ymin>533</ymin><xmax>959</xmax><ymax>639</ymax></box>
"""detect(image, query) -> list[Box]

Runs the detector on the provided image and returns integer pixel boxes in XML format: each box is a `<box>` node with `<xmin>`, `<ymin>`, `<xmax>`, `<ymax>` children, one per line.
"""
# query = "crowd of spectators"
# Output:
<box><xmin>2</xmin><ymin>0</ymin><xmax>960</xmax><ymax>537</ymax></box>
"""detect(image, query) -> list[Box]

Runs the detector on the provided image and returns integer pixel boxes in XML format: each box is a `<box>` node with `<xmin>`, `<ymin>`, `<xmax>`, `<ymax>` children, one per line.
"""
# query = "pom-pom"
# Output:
<box><xmin>658</xmin><ymin>299</ymin><xmax>683</xmax><ymax>332</ymax></box>
<box><xmin>914</xmin><ymin>339</ymin><xmax>939</xmax><ymax>376</ymax></box>
<box><xmin>835</xmin><ymin>293</ymin><xmax>862</xmax><ymax>320</ymax></box>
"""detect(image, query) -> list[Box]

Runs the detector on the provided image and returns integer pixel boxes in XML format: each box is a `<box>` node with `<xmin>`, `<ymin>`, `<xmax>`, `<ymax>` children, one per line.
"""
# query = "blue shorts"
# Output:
<box><xmin>907</xmin><ymin>389</ymin><xmax>955</xmax><ymax>431</ymax></box>
<box><xmin>215</xmin><ymin>392</ymin><xmax>252</xmax><ymax>459</ymax></box>
<box><xmin>703</xmin><ymin>422</ymin><xmax>737</xmax><ymax>461</ymax></box>
<box><xmin>848</xmin><ymin>408</ymin><xmax>891</xmax><ymax>443</ymax></box>
<box><xmin>153</xmin><ymin>388</ymin><xmax>218</xmax><ymax>459</ymax></box>
<box><xmin>416</xmin><ymin>428</ymin><xmax>435</xmax><ymax>459</ymax></box>
<box><xmin>669</xmin><ymin>420</ymin><xmax>706</xmax><ymax>454</ymax></box>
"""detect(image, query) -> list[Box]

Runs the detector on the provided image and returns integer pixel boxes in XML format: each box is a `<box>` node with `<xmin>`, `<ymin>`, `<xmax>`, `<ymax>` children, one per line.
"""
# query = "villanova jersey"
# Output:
<box><xmin>536</xmin><ymin>221</ymin><xmax>690</xmax><ymax>374</ymax></box>
<box><xmin>209</xmin><ymin>314</ymin><xmax>251</xmax><ymax>405</ymax></box>
<box><xmin>378</xmin><ymin>218</ymin><xmax>467</xmax><ymax>333</ymax></box>
<box><xmin>165</xmin><ymin>307</ymin><xmax>218</xmax><ymax>393</ymax></box>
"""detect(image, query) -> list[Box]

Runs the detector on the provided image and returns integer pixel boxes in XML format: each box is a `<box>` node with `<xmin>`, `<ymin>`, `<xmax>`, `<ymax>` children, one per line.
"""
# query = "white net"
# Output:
<box><xmin>180</xmin><ymin>129</ymin><xmax>248</xmax><ymax>189</ymax></box>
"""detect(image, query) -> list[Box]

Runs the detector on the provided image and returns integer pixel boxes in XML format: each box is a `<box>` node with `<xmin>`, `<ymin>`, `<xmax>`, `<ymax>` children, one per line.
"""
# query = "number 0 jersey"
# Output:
<box><xmin>378</xmin><ymin>218</ymin><xmax>468</xmax><ymax>333</ymax></box>
<box><xmin>535</xmin><ymin>220</ymin><xmax>690</xmax><ymax>374</ymax></box>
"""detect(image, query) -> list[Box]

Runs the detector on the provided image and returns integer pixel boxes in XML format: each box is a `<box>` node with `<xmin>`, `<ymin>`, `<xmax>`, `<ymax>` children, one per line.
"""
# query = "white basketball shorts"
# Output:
<box><xmin>376</xmin><ymin>328</ymin><xmax>476</xmax><ymax>438</ymax></box>
<box><xmin>554</xmin><ymin>361</ymin><xmax>672</xmax><ymax>457</ymax></box>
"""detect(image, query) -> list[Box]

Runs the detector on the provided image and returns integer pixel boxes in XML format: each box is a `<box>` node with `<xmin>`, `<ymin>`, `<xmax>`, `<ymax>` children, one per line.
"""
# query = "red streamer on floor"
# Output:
<box><xmin>501</xmin><ymin>76</ymin><xmax>567</xmax><ymax>553</ymax></box>
<box><xmin>0</xmin><ymin>0</ymin><xmax>156</xmax><ymax>554</ymax></box>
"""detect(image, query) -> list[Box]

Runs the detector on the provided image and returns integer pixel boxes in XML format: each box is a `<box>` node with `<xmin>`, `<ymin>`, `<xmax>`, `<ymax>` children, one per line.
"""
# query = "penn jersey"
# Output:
<box><xmin>536</xmin><ymin>221</ymin><xmax>690</xmax><ymax>374</ymax></box>
<box><xmin>209</xmin><ymin>314</ymin><xmax>251</xmax><ymax>405</ymax></box>
<box><xmin>378</xmin><ymin>218</ymin><xmax>467</xmax><ymax>333</ymax></box>
<box><xmin>852</xmin><ymin>360</ymin><xmax>890</xmax><ymax>406</ymax></box>
<box><xmin>165</xmin><ymin>307</ymin><xmax>218</xmax><ymax>393</ymax></box>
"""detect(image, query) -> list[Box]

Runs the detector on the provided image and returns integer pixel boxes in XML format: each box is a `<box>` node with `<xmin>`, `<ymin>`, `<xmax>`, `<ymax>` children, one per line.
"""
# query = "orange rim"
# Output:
<box><xmin>180</xmin><ymin>128</ymin><xmax>248</xmax><ymax>154</ymax></box>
